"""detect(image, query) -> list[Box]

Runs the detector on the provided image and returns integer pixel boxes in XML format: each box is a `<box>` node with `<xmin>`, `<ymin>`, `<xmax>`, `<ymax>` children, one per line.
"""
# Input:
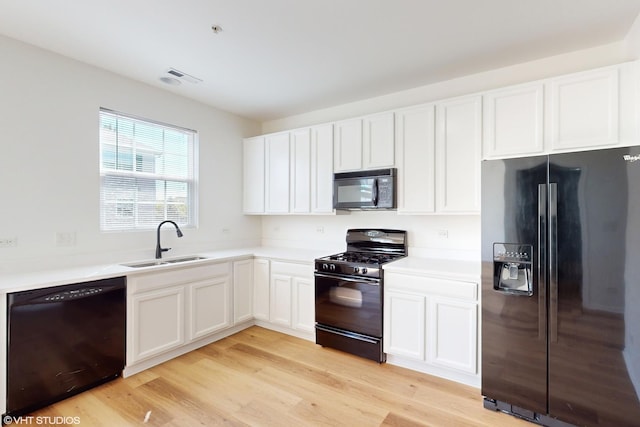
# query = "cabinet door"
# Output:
<box><xmin>243</xmin><ymin>136</ymin><xmax>265</xmax><ymax>214</ymax></box>
<box><xmin>363</xmin><ymin>111</ymin><xmax>395</xmax><ymax>169</ymax></box>
<box><xmin>265</xmin><ymin>132</ymin><xmax>290</xmax><ymax>213</ymax></box>
<box><xmin>334</xmin><ymin>118</ymin><xmax>363</xmax><ymax>172</ymax></box>
<box><xmin>436</xmin><ymin>95</ymin><xmax>482</xmax><ymax>213</ymax></box>
<box><xmin>384</xmin><ymin>290</ymin><xmax>426</xmax><ymax>360</ymax></box>
<box><xmin>270</xmin><ymin>274</ymin><xmax>292</xmax><ymax>327</ymax></box>
<box><xmin>253</xmin><ymin>259</ymin><xmax>270</xmax><ymax>321</ymax></box>
<box><xmin>428</xmin><ymin>297</ymin><xmax>477</xmax><ymax>374</ymax></box>
<box><xmin>311</xmin><ymin>123</ymin><xmax>334</xmax><ymax>213</ymax></box>
<box><xmin>290</xmin><ymin>128</ymin><xmax>312</xmax><ymax>213</ymax></box>
<box><xmin>549</xmin><ymin>66</ymin><xmax>619</xmax><ymax>151</ymax></box>
<box><xmin>395</xmin><ymin>104</ymin><xmax>436</xmax><ymax>214</ymax></box>
<box><xmin>233</xmin><ymin>259</ymin><xmax>253</xmax><ymax>324</ymax></box>
<box><xmin>292</xmin><ymin>276</ymin><xmax>314</xmax><ymax>333</ymax></box>
<box><xmin>188</xmin><ymin>276</ymin><xmax>231</xmax><ymax>340</ymax></box>
<box><xmin>483</xmin><ymin>83</ymin><xmax>544</xmax><ymax>158</ymax></box>
<box><xmin>130</xmin><ymin>286</ymin><xmax>185</xmax><ymax>363</ymax></box>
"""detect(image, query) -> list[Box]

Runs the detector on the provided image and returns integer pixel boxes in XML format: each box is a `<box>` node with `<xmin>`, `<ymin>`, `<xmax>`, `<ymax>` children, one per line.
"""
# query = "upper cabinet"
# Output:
<box><xmin>245</xmin><ymin>60</ymin><xmax>640</xmax><ymax>215</ymax></box>
<box><xmin>548</xmin><ymin>67</ymin><xmax>619</xmax><ymax>151</ymax></box>
<box><xmin>435</xmin><ymin>95</ymin><xmax>482</xmax><ymax>213</ymax></box>
<box><xmin>483</xmin><ymin>61</ymin><xmax>639</xmax><ymax>159</ymax></box>
<box><xmin>334</xmin><ymin>112</ymin><xmax>395</xmax><ymax>172</ymax></box>
<box><xmin>290</xmin><ymin>124</ymin><xmax>334</xmax><ymax>214</ymax></box>
<box><xmin>244</xmin><ymin>125</ymin><xmax>334</xmax><ymax>215</ymax></box>
<box><xmin>243</xmin><ymin>136</ymin><xmax>265</xmax><ymax>214</ymax></box>
<box><xmin>334</xmin><ymin>118</ymin><xmax>363</xmax><ymax>172</ymax></box>
<box><xmin>265</xmin><ymin>132</ymin><xmax>291</xmax><ymax>214</ymax></box>
<box><xmin>395</xmin><ymin>96</ymin><xmax>481</xmax><ymax>215</ymax></box>
<box><xmin>395</xmin><ymin>103</ymin><xmax>436</xmax><ymax>214</ymax></box>
<box><xmin>483</xmin><ymin>82</ymin><xmax>545</xmax><ymax>159</ymax></box>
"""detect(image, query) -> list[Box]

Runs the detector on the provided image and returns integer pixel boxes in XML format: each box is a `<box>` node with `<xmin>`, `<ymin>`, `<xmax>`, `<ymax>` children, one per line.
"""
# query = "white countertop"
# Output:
<box><xmin>383</xmin><ymin>256</ymin><xmax>480</xmax><ymax>282</ymax></box>
<box><xmin>0</xmin><ymin>246</ymin><xmax>329</xmax><ymax>293</ymax></box>
<box><xmin>0</xmin><ymin>247</ymin><xmax>479</xmax><ymax>293</ymax></box>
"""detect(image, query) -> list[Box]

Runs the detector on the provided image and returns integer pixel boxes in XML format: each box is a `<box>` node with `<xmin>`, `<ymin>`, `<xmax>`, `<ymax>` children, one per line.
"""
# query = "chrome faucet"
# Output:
<box><xmin>155</xmin><ymin>220</ymin><xmax>183</xmax><ymax>259</ymax></box>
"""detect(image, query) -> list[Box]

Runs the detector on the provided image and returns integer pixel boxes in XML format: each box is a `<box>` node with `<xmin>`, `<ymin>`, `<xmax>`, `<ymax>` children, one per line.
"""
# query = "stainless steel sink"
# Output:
<box><xmin>122</xmin><ymin>256</ymin><xmax>207</xmax><ymax>268</ymax></box>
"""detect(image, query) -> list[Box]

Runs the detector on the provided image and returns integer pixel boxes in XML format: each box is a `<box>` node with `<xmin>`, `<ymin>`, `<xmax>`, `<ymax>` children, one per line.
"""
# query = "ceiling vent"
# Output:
<box><xmin>164</xmin><ymin>68</ymin><xmax>203</xmax><ymax>84</ymax></box>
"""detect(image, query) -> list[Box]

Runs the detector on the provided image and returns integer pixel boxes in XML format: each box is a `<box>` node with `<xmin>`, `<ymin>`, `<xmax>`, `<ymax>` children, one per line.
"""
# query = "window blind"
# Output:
<box><xmin>99</xmin><ymin>109</ymin><xmax>198</xmax><ymax>231</ymax></box>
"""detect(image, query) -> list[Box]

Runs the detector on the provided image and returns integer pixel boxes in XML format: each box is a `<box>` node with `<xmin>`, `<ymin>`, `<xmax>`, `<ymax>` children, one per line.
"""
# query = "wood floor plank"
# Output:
<box><xmin>29</xmin><ymin>326</ymin><xmax>526</xmax><ymax>426</ymax></box>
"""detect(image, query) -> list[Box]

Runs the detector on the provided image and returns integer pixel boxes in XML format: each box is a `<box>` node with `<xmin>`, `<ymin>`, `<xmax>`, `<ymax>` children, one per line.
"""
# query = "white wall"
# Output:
<box><xmin>258</xmin><ymin>33</ymin><xmax>640</xmax><ymax>261</ymax></box>
<box><xmin>0</xmin><ymin>35</ymin><xmax>262</xmax><ymax>273</ymax></box>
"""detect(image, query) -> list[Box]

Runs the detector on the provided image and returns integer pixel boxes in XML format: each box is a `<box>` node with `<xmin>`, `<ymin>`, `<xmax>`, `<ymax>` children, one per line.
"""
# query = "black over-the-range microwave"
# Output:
<box><xmin>333</xmin><ymin>168</ymin><xmax>397</xmax><ymax>210</ymax></box>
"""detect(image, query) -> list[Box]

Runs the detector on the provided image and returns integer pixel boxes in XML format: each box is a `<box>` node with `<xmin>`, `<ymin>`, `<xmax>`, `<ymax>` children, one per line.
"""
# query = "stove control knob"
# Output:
<box><xmin>361</xmin><ymin>267</ymin><xmax>368</xmax><ymax>275</ymax></box>
<box><xmin>353</xmin><ymin>267</ymin><xmax>360</xmax><ymax>274</ymax></box>
<box><xmin>329</xmin><ymin>264</ymin><xmax>336</xmax><ymax>271</ymax></box>
<box><xmin>322</xmin><ymin>263</ymin><xmax>329</xmax><ymax>271</ymax></box>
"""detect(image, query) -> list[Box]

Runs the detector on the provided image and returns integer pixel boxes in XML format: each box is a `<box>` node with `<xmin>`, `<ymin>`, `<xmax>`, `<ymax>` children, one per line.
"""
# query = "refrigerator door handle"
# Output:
<box><xmin>549</xmin><ymin>182</ymin><xmax>558</xmax><ymax>343</ymax></box>
<box><xmin>538</xmin><ymin>184</ymin><xmax>547</xmax><ymax>341</ymax></box>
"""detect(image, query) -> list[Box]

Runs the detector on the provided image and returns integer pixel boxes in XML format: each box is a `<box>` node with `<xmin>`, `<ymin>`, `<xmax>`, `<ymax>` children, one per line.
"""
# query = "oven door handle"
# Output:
<box><xmin>314</xmin><ymin>272</ymin><xmax>380</xmax><ymax>285</ymax></box>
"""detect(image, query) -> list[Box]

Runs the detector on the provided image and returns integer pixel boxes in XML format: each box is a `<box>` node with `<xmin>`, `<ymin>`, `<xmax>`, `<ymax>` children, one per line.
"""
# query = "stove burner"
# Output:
<box><xmin>326</xmin><ymin>252</ymin><xmax>402</xmax><ymax>265</ymax></box>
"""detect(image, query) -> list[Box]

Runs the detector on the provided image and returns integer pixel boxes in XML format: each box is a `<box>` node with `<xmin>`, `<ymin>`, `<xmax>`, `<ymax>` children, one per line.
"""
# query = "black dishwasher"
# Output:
<box><xmin>6</xmin><ymin>276</ymin><xmax>126</xmax><ymax>417</ymax></box>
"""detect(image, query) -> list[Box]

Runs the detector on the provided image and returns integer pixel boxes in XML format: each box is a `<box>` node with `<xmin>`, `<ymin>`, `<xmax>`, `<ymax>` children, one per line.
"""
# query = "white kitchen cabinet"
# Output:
<box><xmin>292</xmin><ymin>275</ymin><xmax>315</xmax><ymax>333</ymax></box>
<box><xmin>268</xmin><ymin>261</ymin><xmax>314</xmax><ymax>335</ymax></box>
<box><xmin>290</xmin><ymin>124</ymin><xmax>334</xmax><ymax>214</ymax></box>
<box><xmin>270</xmin><ymin>273</ymin><xmax>293</xmax><ymax>327</ymax></box>
<box><xmin>384</xmin><ymin>269</ymin><xmax>479</xmax><ymax>386</ymax></box>
<box><xmin>384</xmin><ymin>290</ymin><xmax>426</xmax><ymax>359</ymax></box>
<box><xmin>334</xmin><ymin>112</ymin><xmax>395</xmax><ymax>172</ymax></box>
<box><xmin>363</xmin><ymin>111</ymin><xmax>395</xmax><ymax>169</ymax></box>
<box><xmin>290</xmin><ymin>128</ymin><xmax>312</xmax><ymax>213</ymax></box>
<box><xmin>334</xmin><ymin>118</ymin><xmax>363</xmax><ymax>172</ymax></box>
<box><xmin>395</xmin><ymin>103</ymin><xmax>436</xmax><ymax>214</ymax></box>
<box><xmin>126</xmin><ymin>261</ymin><xmax>233</xmax><ymax>367</ymax></box>
<box><xmin>243</xmin><ymin>136</ymin><xmax>265</xmax><ymax>214</ymax></box>
<box><xmin>233</xmin><ymin>259</ymin><xmax>253</xmax><ymax>324</ymax></box>
<box><xmin>253</xmin><ymin>258</ymin><xmax>270</xmax><ymax>321</ymax></box>
<box><xmin>310</xmin><ymin>123</ymin><xmax>334</xmax><ymax>213</ymax></box>
<box><xmin>429</xmin><ymin>297</ymin><xmax>477</xmax><ymax>374</ymax></box>
<box><xmin>548</xmin><ymin>66</ymin><xmax>619</xmax><ymax>151</ymax></box>
<box><xmin>483</xmin><ymin>82</ymin><xmax>545</xmax><ymax>158</ymax></box>
<box><xmin>482</xmin><ymin>62</ymin><xmax>639</xmax><ymax>159</ymax></box>
<box><xmin>130</xmin><ymin>286</ymin><xmax>185</xmax><ymax>363</ymax></box>
<box><xmin>435</xmin><ymin>95</ymin><xmax>482</xmax><ymax>213</ymax></box>
<box><xmin>265</xmin><ymin>132</ymin><xmax>290</xmax><ymax>213</ymax></box>
<box><xmin>188</xmin><ymin>275</ymin><xmax>231</xmax><ymax>340</ymax></box>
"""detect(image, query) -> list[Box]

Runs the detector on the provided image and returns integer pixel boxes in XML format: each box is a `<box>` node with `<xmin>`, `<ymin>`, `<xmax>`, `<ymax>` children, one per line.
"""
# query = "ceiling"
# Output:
<box><xmin>2</xmin><ymin>0</ymin><xmax>640</xmax><ymax>122</ymax></box>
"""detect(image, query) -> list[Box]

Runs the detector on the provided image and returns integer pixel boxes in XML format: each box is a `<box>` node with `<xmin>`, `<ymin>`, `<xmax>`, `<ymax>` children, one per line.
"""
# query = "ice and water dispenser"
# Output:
<box><xmin>493</xmin><ymin>243</ymin><xmax>533</xmax><ymax>296</ymax></box>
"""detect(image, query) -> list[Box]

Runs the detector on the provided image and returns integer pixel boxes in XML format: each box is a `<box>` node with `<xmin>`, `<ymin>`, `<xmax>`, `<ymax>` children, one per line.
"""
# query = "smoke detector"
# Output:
<box><xmin>161</xmin><ymin>68</ymin><xmax>203</xmax><ymax>85</ymax></box>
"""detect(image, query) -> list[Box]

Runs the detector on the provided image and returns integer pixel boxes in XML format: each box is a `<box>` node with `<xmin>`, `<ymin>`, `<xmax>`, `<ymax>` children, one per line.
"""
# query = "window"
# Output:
<box><xmin>99</xmin><ymin>109</ymin><xmax>198</xmax><ymax>231</ymax></box>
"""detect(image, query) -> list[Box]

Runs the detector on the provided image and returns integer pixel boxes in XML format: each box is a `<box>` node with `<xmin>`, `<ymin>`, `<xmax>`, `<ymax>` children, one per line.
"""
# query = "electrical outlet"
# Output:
<box><xmin>437</xmin><ymin>229</ymin><xmax>449</xmax><ymax>239</ymax></box>
<box><xmin>316</xmin><ymin>226</ymin><xmax>324</xmax><ymax>234</ymax></box>
<box><xmin>0</xmin><ymin>237</ymin><xmax>18</xmax><ymax>248</ymax></box>
<box><xmin>56</xmin><ymin>231</ymin><xmax>77</xmax><ymax>247</ymax></box>
<box><xmin>222</xmin><ymin>227</ymin><xmax>231</xmax><ymax>234</ymax></box>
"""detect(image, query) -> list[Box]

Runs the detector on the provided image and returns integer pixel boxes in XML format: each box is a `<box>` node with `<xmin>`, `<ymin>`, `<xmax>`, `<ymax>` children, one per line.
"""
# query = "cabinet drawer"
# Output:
<box><xmin>385</xmin><ymin>273</ymin><xmax>477</xmax><ymax>301</ymax></box>
<box><xmin>129</xmin><ymin>262</ymin><xmax>231</xmax><ymax>294</ymax></box>
<box><xmin>271</xmin><ymin>261</ymin><xmax>312</xmax><ymax>277</ymax></box>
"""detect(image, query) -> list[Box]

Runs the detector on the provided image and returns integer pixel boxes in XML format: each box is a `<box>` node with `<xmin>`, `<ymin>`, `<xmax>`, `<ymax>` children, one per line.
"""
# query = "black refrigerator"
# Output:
<box><xmin>481</xmin><ymin>146</ymin><xmax>640</xmax><ymax>427</ymax></box>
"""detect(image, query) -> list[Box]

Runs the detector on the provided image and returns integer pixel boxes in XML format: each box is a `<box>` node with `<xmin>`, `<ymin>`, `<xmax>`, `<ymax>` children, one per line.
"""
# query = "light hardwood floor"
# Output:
<box><xmin>31</xmin><ymin>327</ymin><xmax>528</xmax><ymax>426</ymax></box>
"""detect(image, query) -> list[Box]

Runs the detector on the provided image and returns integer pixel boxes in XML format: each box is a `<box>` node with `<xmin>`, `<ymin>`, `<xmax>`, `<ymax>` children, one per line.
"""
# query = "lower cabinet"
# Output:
<box><xmin>233</xmin><ymin>258</ymin><xmax>254</xmax><ymax>324</ymax></box>
<box><xmin>384</xmin><ymin>271</ymin><xmax>479</xmax><ymax>386</ymax></box>
<box><xmin>253</xmin><ymin>258</ymin><xmax>270</xmax><ymax>321</ymax></box>
<box><xmin>264</xmin><ymin>261</ymin><xmax>315</xmax><ymax>337</ymax></box>
<box><xmin>127</xmin><ymin>261</ymin><xmax>233</xmax><ymax>367</ymax></box>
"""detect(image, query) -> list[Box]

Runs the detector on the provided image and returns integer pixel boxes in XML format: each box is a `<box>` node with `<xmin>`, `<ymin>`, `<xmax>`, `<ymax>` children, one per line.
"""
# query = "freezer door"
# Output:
<box><xmin>548</xmin><ymin>147</ymin><xmax>640</xmax><ymax>427</ymax></box>
<box><xmin>481</xmin><ymin>156</ymin><xmax>548</xmax><ymax>414</ymax></box>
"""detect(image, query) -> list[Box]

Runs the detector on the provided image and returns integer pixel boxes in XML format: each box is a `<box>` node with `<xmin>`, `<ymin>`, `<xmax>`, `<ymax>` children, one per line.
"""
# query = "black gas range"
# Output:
<box><xmin>314</xmin><ymin>229</ymin><xmax>407</xmax><ymax>362</ymax></box>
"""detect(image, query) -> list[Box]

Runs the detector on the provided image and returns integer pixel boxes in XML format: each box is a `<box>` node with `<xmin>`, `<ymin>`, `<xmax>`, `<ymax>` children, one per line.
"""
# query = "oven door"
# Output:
<box><xmin>314</xmin><ymin>272</ymin><xmax>382</xmax><ymax>337</ymax></box>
